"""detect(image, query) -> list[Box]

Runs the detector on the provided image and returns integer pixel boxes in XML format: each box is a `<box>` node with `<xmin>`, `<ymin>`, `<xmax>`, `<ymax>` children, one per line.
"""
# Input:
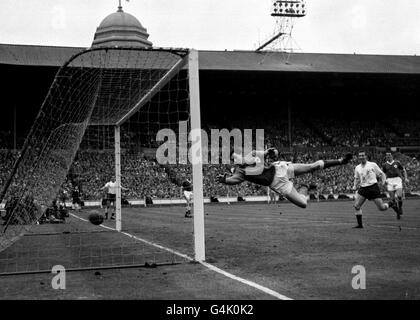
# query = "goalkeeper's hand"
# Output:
<box><xmin>266</xmin><ymin>148</ymin><xmax>278</xmax><ymax>159</ymax></box>
<box><xmin>216</xmin><ymin>174</ymin><xmax>228</xmax><ymax>184</ymax></box>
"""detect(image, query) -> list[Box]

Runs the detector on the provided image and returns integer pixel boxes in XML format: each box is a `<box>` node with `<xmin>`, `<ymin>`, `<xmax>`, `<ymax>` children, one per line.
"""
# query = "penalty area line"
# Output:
<box><xmin>69</xmin><ymin>212</ymin><xmax>293</xmax><ymax>300</ymax></box>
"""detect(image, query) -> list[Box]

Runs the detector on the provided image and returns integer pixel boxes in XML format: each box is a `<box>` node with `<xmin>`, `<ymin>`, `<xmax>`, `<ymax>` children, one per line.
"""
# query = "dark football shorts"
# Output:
<box><xmin>358</xmin><ymin>183</ymin><xmax>382</xmax><ymax>200</ymax></box>
<box><xmin>107</xmin><ymin>193</ymin><xmax>116</xmax><ymax>202</ymax></box>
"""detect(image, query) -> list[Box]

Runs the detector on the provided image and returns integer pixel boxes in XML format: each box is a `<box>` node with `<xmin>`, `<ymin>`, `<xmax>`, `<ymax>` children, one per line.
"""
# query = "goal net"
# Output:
<box><xmin>0</xmin><ymin>47</ymin><xmax>205</xmax><ymax>275</ymax></box>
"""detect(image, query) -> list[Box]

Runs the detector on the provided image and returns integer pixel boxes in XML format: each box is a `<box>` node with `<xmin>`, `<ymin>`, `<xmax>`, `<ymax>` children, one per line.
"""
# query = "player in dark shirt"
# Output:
<box><xmin>383</xmin><ymin>152</ymin><xmax>408</xmax><ymax>219</ymax></box>
<box><xmin>182</xmin><ymin>180</ymin><xmax>193</xmax><ymax>192</ymax></box>
<box><xmin>182</xmin><ymin>179</ymin><xmax>193</xmax><ymax>218</ymax></box>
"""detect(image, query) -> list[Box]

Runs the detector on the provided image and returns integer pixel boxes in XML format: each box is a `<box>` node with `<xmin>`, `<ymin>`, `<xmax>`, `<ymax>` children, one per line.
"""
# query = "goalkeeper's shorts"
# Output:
<box><xmin>269</xmin><ymin>161</ymin><xmax>295</xmax><ymax>196</ymax></box>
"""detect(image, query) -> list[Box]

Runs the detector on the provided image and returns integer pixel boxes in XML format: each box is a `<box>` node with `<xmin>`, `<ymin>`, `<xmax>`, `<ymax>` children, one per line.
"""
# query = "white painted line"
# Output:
<box><xmin>120</xmin><ymin>231</ymin><xmax>194</xmax><ymax>262</ymax></box>
<box><xmin>70</xmin><ymin>214</ymin><xmax>88</xmax><ymax>222</ymax></box>
<box><xmin>70</xmin><ymin>212</ymin><xmax>293</xmax><ymax>300</ymax></box>
<box><xmin>200</xmin><ymin>261</ymin><xmax>293</xmax><ymax>300</ymax></box>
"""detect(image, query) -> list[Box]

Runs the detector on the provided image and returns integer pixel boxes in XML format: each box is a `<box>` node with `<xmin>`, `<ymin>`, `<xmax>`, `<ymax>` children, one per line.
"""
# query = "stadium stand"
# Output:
<box><xmin>1</xmin><ymin>119</ymin><xmax>419</xmax><ymax>202</ymax></box>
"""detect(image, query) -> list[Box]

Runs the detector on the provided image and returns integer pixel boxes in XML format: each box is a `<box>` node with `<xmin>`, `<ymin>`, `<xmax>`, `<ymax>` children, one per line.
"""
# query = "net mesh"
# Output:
<box><xmin>0</xmin><ymin>47</ymin><xmax>193</xmax><ymax>274</ymax></box>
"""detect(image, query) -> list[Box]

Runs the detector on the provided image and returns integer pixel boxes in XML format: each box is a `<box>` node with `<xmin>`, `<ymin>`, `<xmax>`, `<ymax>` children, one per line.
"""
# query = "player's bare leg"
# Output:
<box><xmin>104</xmin><ymin>202</ymin><xmax>109</xmax><ymax>220</ymax></box>
<box><xmin>387</xmin><ymin>189</ymin><xmax>403</xmax><ymax>219</ymax></box>
<box><xmin>185</xmin><ymin>197</ymin><xmax>192</xmax><ymax>218</ymax></box>
<box><xmin>395</xmin><ymin>188</ymin><xmax>404</xmax><ymax>218</ymax></box>
<box><xmin>354</xmin><ymin>193</ymin><xmax>367</xmax><ymax>228</ymax></box>
<box><xmin>372</xmin><ymin>198</ymin><xmax>390</xmax><ymax>211</ymax></box>
<box><xmin>110</xmin><ymin>202</ymin><xmax>116</xmax><ymax>220</ymax></box>
<box><xmin>271</xmin><ymin>192</ymin><xmax>277</xmax><ymax>204</ymax></box>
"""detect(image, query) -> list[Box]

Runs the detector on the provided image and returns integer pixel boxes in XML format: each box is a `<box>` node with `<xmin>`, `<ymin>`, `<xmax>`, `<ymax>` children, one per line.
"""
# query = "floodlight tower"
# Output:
<box><xmin>256</xmin><ymin>0</ymin><xmax>307</xmax><ymax>52</ymax></box>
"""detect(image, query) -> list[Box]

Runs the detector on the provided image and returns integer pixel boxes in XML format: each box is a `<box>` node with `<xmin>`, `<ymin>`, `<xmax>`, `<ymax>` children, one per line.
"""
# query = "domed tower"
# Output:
<box><xmin>92</xmin><ymin>3</ymin><xmax>152</xmax><ymax>48</ymax></box>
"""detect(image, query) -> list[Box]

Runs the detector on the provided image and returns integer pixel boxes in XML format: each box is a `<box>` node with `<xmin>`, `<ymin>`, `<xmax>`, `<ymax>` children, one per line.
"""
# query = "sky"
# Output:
<box><xmin>0</xmin><ymin>0</ymin><xmax>419</xmax><ymax>55</ymax></box>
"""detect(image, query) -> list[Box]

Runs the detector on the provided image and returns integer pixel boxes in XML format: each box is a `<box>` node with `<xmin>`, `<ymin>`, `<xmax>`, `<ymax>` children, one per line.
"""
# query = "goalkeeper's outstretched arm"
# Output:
<box><xmin>218</xmin><ymin>148</ymin><xmax>277</xmax><ymax>186</ymax></box>
<box><xmin>216</xmin><ymin>172</ymin><xmax>245</xmax><ymax>186</ymax></box>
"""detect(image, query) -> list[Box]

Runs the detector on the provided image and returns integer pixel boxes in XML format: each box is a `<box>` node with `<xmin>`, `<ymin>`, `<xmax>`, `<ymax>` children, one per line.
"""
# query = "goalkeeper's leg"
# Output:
<box><xmin>293</xmin><ymin>154</ymin><xmax>353</xmax><ymax>177</ymax></box>
<box><xmin>285</xmin><ymin>186</ymin><xmax>309</xmax><ymax>209</ymax></box>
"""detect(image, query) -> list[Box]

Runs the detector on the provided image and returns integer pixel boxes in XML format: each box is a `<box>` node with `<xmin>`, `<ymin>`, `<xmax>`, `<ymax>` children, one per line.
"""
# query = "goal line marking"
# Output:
<box><xmin>70</xmin><ymin>213</ymin><xmax>293</xmax><ymax>300</ymax></box>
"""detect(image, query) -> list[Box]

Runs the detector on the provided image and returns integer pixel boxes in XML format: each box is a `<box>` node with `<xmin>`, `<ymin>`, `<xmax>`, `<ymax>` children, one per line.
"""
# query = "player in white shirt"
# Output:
<box><xmin>353</xmin><ymin>151</ymin><xmax>399</xmax><ymax>228</ymax></box>
<box><xmin>101</xmin><ymin>178</ymin><xmax>128</xmax><ymax>220</ymax></box>
<box><xmin>181</xmin><ymin>179</ymin><xmax>193</xmax><ymax>218</ymax></box>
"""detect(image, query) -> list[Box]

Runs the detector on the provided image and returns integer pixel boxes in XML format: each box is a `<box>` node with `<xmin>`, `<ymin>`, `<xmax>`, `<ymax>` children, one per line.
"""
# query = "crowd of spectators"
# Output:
<box><xmin>0</xmin><ymin>150</ymin><xmax>18</xmax><ymax>190</ymax></box>
<box><xmin>1</xmin><ymin>118</ymin><xmax>419</xmax><ymax>201</ymax></box>
<box><xmin>208</xmin><ymin>117</ymin><xmax>416</xmax><ymax>150</ymax></box>
<box><xmin>36</xmin><ymin>149</ymin><xmax>420</xmax><ymax>201</ymax></box>
<box><xmin>312</xmin><ymin>119</ymin><xmax>397</xmax><ymax>147</ymax></box>
<box><xmin>263</xmin><ymin>119</ymin><xmax>407</xmax><ymax>149</ymax></box>
<box><xmin>62</xmin><ymin>151</ymin><xmax>266</xmax><ymax>200</ymax></box>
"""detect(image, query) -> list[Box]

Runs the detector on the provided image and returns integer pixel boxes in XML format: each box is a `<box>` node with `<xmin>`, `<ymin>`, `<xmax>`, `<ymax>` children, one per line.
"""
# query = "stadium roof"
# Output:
<box><xmin>199</xmin><ymin>50</ymin><xmax>420</xmax><ymax>74</ymax></box>
<box><xmin>0</xmin><ymin>44</ymin><xmax>84</xmax><ymax>67</ymax></box>
<box><xmin>1</xmin><ymin>43</ymin><xmax>420</xmax><ymax>74</ymax></box>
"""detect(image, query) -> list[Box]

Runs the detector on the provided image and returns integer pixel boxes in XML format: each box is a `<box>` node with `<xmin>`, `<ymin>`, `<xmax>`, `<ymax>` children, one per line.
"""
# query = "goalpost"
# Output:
<box><xmin>112</xmin><ymin>49</ymin><xmax>205</xmax><ymax>260</ymax></box>
<box><xmin>0</xmin><ymin>47</ymin><xmax>206</xmax><ymax>275</ymax></box>
<box><xmin>188</xmin><ymin>50</ymin><xmax>205</xmax><ymax>262</ymax></box>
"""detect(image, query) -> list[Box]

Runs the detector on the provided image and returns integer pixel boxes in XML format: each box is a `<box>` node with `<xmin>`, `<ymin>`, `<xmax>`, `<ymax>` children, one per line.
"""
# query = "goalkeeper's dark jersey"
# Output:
<box><xmin>182</xmin><ymin>180</ymin><xmax>192</xmax><ymax>192</ymax></box>
<box><xmin>234</xmin><ymin>165</ymin><xmax>276</xmax><ymax>187</ymax></box>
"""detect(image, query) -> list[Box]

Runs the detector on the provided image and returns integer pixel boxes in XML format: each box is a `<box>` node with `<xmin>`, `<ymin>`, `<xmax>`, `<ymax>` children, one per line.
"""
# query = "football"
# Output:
<box><xmin>88</xmin><ymin>213</ymin><xmax>105</xmax><ymax>226</ymax></box>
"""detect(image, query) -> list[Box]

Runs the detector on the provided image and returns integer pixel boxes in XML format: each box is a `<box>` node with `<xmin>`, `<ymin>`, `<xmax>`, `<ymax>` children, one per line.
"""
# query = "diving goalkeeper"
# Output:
<box><xmin>217</xmin><ymin>148</ymin><xmax>352</xmax><ymax>209</ymax></box>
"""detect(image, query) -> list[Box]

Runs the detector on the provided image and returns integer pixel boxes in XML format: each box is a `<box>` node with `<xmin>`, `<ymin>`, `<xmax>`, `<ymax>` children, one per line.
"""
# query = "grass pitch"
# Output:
<box><xmin>1</xmin><ymin>199</ymin><xmax>419</xmax><ymax>300</ymax></box>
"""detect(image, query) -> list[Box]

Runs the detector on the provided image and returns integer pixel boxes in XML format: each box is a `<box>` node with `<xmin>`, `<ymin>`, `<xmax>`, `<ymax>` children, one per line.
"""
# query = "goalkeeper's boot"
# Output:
<box><xmin>322</xmin><ymin>154</ymin><xmax>353</xmax><ymax>170</ymax></box>
<box><xmin>340</xmin><ymin>153</ymin><xmax>353</xmax><ymax>165</ymax></box>
<box><xmin>111</xmin><ymin>214</ymin><xmax>115</xmax><ymax>220</ymax></box>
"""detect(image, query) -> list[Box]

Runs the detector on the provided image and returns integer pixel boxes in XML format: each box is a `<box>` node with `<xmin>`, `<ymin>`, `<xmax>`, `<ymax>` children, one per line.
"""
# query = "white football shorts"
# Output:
<box><xmin>386</xmin><ymin>177</ymin><xmax>403</xmax><ymax>192</ymax></box>
<box><xmin>269</xmin><ymin>161</ymin><xmax>295</xmax><ymax>196</ymax></box>
<box><xmin>184</xmin><ymin>191</ymin><xmax>193</xmax><ymax>201</ymax></box>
